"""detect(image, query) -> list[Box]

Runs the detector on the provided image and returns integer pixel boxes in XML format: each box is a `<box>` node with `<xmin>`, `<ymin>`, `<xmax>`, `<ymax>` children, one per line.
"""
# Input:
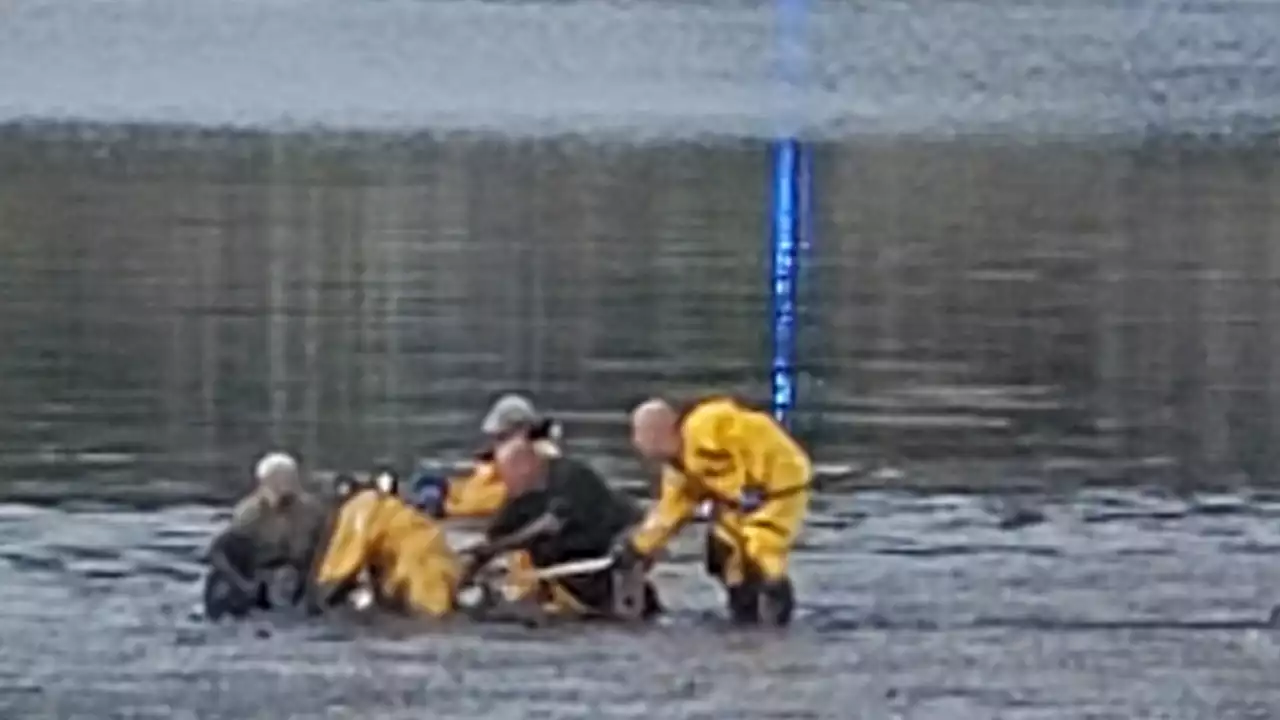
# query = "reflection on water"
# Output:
<box><xmin>1</xmin><ymin>126</ymin><xmax>1279</xmax><ymax>501</ymax></box>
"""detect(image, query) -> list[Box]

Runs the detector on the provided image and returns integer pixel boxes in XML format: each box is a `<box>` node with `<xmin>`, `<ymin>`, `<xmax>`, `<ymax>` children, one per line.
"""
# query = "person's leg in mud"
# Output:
<box><xmin>387</xmin><ymin>541</ymin><xmax>461</xmax><ymax>619</ymax></box>
<box><xmin>203</xmin><ymin>570</ymin><xmax>261</xmax><ymax>620</ymax></box>
<box><xmin>737</xmin><ymin>490</ymin><xmax>808</xmax><ymax>628</ymax></box>
<box><xmin>704</xmin><ymin>521</ymin><xmax>760</xmax><ymax>625</ymax></box>
<box><xmin>204</xmin><ymin>529</ymin><xmax>272</xmax><ymax>619</ymax></box>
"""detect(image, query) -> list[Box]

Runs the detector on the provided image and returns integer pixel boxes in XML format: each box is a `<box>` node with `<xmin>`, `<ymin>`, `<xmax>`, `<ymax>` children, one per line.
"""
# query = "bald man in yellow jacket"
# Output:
<box><xmin>614</xmin><ymin>396</ymin><xmax>812</xmax><ymax>627</ymax></box>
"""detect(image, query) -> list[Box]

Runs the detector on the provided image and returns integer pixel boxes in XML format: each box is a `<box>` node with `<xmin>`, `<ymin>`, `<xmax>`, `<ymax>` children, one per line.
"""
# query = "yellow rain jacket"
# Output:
<box><xmin>629</xmin><ymin>397</ymin><xmax>812</xmax><ymax>585</ymax></box>
<box><xmin>313</xmin><ymin>489</ymin><xmax>463</xmax><ymax>618</ymax></box>
<box><xmin>443</xmin><ymin>462</ymin><xmax>507</xmax><ymax>518</ymax></box>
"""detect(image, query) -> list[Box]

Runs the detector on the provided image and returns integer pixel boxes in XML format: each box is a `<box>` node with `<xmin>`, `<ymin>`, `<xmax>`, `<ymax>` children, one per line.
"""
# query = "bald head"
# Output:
<box><xmin>630</xmin><ymin>398</ymin><xmax>681</xmax><ymax>462</ymax></box>
<box><xmin>494</xmin><ymin>432</ymin><xmax>546</xmax><ymax>496</ymax></box>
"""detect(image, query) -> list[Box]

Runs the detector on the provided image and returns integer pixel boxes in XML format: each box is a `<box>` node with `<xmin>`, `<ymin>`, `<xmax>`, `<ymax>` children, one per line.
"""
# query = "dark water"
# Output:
<box><xmin>4</xmin><ymin>0</ymin><xmax>1280</xmax><ymax>717</ymax></box>
<box><xmin>2</xmin><ymin>128</ymin><xmax>1280</xmax><ymax>502</ymax></box>
<box><xmin>4</xmin><ymin>491</ymin><xmax>1280</xmax><ymax>719</ymax></box>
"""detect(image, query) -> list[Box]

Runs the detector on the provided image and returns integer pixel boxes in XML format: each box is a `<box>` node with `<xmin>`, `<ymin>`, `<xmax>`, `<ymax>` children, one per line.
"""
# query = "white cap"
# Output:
<box><xmin>255</xmin><ymin>451</ymin><xmax>299</xmax><ymax>481</ymax></box>
<box><xmin>480</xmin><ymin>394</ymin><xmax>540</xmax><ymax>436</ymax></box>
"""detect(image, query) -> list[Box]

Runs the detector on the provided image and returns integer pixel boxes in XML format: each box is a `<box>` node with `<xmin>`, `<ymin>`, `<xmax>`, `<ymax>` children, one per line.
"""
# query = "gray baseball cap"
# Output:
<box><xmin>480</xmin><ymin>394</ymin><xmax>540</xmax><ymax>436</ymax></box>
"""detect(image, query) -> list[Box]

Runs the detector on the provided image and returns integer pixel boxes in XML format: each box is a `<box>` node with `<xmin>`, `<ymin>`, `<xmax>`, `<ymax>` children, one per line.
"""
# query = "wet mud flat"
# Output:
<box><xmin>3</xmin><ymin>489</ymin><xmax>1280</xmax><ymax>719</ymax></box>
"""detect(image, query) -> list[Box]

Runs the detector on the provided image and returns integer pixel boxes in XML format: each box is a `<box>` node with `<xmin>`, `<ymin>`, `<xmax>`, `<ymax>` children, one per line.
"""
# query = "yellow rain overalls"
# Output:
<box><xmin>313</xmin><ymin>489</ymin><xmax>463</xmax><ymax>618</ymax></box>
<box><xmin>628</xmin><ymin>397</ymin><xmax>811</xmax><ymax>623</ymax></box>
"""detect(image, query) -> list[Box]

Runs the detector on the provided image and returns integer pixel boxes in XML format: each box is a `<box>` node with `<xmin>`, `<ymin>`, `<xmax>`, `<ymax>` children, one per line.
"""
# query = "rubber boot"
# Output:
<box><xmin>726</xmin><ymin>582</ymin><xmax>761</xmax><ymax>625</ymax></box>
<box><xmin>756</xmin><ymin>576</ymin><xmax>795</xmax><ymax>627</ymax></box>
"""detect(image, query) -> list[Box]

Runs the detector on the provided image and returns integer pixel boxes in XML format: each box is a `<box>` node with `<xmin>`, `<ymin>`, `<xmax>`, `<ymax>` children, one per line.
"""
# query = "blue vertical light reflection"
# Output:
<box><xmin>769</xmin><ymin>0</ymin><xmax>809</xmax><ymax>428</ymax></box>
<box><xmin>770</xmin><ymin>139</ymin><xmax>800</xmax><ymax>427</ymax></box>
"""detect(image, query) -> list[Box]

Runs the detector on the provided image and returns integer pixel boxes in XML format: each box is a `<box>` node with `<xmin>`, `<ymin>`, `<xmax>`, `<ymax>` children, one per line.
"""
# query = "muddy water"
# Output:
<box><xmin>3</xmin><ymin>490</ymin><xmax>1280</xmax><ymax>719</ymax></box>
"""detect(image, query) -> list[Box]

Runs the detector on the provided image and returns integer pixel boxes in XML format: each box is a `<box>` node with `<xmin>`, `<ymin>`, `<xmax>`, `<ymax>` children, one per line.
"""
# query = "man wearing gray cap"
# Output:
<box><xmin>412</xmin><ymin>394</ymin><xmax>562</xmax><ymax>519</ymax></box>
<box><xmin>482</xmin><ymin>394</ymin><xmax>540</xmax><ymax>437</ymax></box>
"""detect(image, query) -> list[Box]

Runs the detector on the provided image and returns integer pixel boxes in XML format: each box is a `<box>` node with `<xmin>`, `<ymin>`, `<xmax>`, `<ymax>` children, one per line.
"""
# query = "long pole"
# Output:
<box><xmin>769</xmin><ymin>0</ymin><xmax>811</xmax><ymax>429</ymax></box>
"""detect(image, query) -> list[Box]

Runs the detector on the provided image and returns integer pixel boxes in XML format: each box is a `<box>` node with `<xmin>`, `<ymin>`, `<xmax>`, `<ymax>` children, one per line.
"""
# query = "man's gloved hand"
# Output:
<box><xmin>411</xmin><ymin>472</ymin><xmax>450</xmax><ymax>518</ymax></box>
<box><xmin>609</xmin><ymin>537</ymin><xmax>645</xmax><ymax>572</ymax></box>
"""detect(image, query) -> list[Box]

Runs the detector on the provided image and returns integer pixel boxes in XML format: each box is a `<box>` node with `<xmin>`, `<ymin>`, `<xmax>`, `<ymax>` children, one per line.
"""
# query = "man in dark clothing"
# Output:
<box><xmin>460</xmin><ymin>433</ymin><xmax>661</xmax><ymax>622</ymax></box>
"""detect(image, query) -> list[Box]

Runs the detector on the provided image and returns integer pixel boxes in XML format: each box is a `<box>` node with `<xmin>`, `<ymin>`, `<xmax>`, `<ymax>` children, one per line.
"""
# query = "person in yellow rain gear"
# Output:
<box><xmin>202</xmin><ymin>451</ymin><xmax>330</xmax><ymax>620</ymax></box>
<box><xmin>310</xmin><ymin>465</ymin><xmax>583</xmax><ymax>625</ymax></box>
<box><xmin>458</xmin><ymin>427</ymin><xmax>662</xmax><ymax>622</ymax></box>
<box><xmin>612</xmin><ymin>396</ymin><xmax>812</xmax><ymax>627</ymax></box>
<box><xmin>411</xmin><ymin>394</ymin><xmax>564</xmax><ymax>520</ymax></box>
<box><xmin>309</xmin><ymin>467</ymin><xmax>464</xmax><ymax>618</ymax></box>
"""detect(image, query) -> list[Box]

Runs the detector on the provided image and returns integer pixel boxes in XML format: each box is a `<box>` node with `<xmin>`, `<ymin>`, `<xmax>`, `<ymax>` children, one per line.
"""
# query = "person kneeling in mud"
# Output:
<box><xmin>613</xmin><ymin>396</ymin><xmax>812</xmax><ymax>628</ymax></box>
<box><xmin>308</xmin><ymin>467</ymin><xmax>464</xmax><ymax>618</ymax></box>
<box><xmin>312</xmin><ymin>466</ymin><xmax>548</xmax><ymax>621</ymax></box>
<box><xmin>203</xmin><ymin>451</ymin><xmax>330</xmax><ymax>620</ymax></box>
<box><xmin>458</xmin><ymin>429</ymin><xmax>662</xmax><ymax>623</ymax></box>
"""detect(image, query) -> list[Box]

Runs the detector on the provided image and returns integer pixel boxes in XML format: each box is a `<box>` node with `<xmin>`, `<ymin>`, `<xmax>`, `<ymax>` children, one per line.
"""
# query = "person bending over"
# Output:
<box><xmin>613</xmin><ymin>397</ymin><xmax>812</xmax><ymax>627</ymax></box>
<box><xmin>460</xmin><ymin>431</ymin><xmax>661</xmax><ymax>622</ymax></box>
<box><xmin>308</xmin><ymin>468</ymin><xmax>462</xmax><ymax>619</ymax></box>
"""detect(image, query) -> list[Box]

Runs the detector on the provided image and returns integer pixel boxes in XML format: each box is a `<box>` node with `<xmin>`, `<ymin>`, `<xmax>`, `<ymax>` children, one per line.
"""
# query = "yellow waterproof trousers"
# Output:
<box><xmin>707</xmin><ymin>487</ymin><xmax>809</xmax><ymax>586</ymax></box>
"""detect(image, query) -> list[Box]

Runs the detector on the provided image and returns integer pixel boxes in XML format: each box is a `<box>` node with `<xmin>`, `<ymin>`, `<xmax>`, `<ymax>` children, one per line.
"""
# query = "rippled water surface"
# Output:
<box><xmin>4</xmin><ymin>490</ymin><xmax>1280</xmax><ymax>719</ymax></box>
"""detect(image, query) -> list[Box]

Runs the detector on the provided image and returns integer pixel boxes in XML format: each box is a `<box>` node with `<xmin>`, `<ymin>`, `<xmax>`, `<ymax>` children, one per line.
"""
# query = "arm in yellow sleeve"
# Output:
<box><xmin>629</xmin><ymin>467</ymin><xmax>705</xmax><ymax>557</ymax></box>
<box><xmin>444</xmin><ymin>463</ymin><xmax>507</xmax><ymax>518</ymax></box>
